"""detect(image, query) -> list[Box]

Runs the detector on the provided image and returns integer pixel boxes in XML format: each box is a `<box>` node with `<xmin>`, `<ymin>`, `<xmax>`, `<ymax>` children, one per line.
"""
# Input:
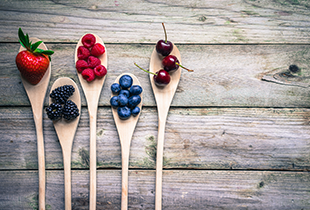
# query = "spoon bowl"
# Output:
<box><xmin>111</xmin><ymin>73</ymin><xmax>142</xmax><ymax>210</ymax></box>
<box><xmin>74</xmin><ymin>33</ymin><xmax>107</xmax><ymax>209</ymax></box>
<box><xmin>50</xmin><ymin>77</ymin><xmax>81</xmax><ymax>210</ymax></box>
<box><xmin>19</xmin><ymin>38</ymin><xmax>51</xmax><ymax>210</ymax></box>
<box><xmin>149</xmin><ymin>44</ymin><xmax>181</xmax><ymax>210</ymax></box>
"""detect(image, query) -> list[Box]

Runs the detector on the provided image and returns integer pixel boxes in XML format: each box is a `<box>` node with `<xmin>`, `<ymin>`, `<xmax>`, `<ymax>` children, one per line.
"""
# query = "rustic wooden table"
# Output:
<box><xmin>1</xmin><ymin>0</ymin><xmax>310</xmax><ymax>209</ymax></box>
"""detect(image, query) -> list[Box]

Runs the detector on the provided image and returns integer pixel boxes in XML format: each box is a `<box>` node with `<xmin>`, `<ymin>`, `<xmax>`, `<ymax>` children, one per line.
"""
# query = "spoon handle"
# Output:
<box><xmin>155</xmin><ymin>118</ymin><xmax>167</xmax><ymax>210</ymax></box>
<box><xmin>33</xmin><ymin>114</ymin><xmax>46</xmax><ymax>210</ymax></box>
<box><xmin>89</xmin><ymin>105</ymin><xmax>98</xmax><ymax>210</ymax></box>
<box><xmin>121</xmin><ymin>150</ymin><xmax>130</xmax><ymax>210</ymax></box>
<box><xmin>62</xmin><ymin>149</ymin><xmax>72</xmax><ymax>210</ymax></box>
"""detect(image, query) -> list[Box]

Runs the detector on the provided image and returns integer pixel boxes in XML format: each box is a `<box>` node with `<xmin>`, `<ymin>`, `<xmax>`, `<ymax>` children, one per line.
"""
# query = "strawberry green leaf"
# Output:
<box><xmin>34</xmin><ymin>48</ymin><xmax>44</xmax><ymax>54</ymax></box>
<box><xmin>18</xmin><ymin>28</ymin><xmax>27</xmax><ymax>49</ymax></box>
<box><xmin>30</xmin><ymin>41</ymin><xmax>43</xmax><ymax>51</ymax></box>
<box><xmin>42</xmin><ymin>50</ymin><xmax>54</xmax><ymax>55</ymax></box>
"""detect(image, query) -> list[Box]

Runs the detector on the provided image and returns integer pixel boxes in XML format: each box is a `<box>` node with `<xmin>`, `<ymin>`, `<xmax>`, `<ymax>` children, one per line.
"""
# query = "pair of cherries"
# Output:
<box><xmin>136</xmin><ymin>23</ymin><xmax>193</xmax><ymax>87</ymax></box>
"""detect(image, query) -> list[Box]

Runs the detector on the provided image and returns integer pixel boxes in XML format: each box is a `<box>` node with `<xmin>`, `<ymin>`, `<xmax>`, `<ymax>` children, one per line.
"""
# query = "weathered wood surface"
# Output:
<box><xmin>1</xmin><ymin>0</ymin><xmax>310</xmax><ymax>43</ymax></box>
<box><xmin>1</xmin><ymin>0</ymin><xmax>310</xmax><ymax>209</ymax></box>
<box><xmin>2</xmin><ymin>43</ymin><xmax>310</xmax><ymax>107</ymax></box>
<box><xmin>0</xmin><ymin>170</ymin><xmax>309</xmax><ymax>210</ymax></box>
<box><xmin>1</xmin><ymin>107</ymin><xmax>310</xmax><ymax>171</ymax></box>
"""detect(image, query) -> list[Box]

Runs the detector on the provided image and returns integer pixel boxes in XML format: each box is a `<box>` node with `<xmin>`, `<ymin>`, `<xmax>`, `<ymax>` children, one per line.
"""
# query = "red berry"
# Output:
<box><xmin>94</xmin><ymin>65</ymin><xmax>107</xmax><ymax>78</ymax></box>
<box><xmin>77</xmin><ymin>46</ymin><xmax>90</xmax><ymax>60</ymax></box>
<box><xmin>82</xmin><ymin>34</ymin><xmax>96</xmax><ymax>48</ymax></box>
<box><xmin>91</xmin><ymin>43</ymin><xmax>105</xmax><ymax>57</ymax></box>
<box><xmin>76</xmin><ymin>60</ymin><xmax>88</xmax><ymax>73</ymax></box>
<box><xmin>16</xmin><ymin>51</ymin><xmax>50</xmax><ymax>85</ymax></box>
<box><xmin>81</xmin><ymin>68</ymin><xmax>95</xmax><ymax>82</ymax></box>
<box><xmin>87</xmin><ymin>56</ymin><xmax>101</xmax><ymax>68</ymax></box>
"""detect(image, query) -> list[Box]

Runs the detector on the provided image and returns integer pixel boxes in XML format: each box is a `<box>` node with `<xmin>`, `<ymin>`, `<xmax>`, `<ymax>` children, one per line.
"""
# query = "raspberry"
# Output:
<box><xmin>82</xmin><ymin>34</ymin><xmax>96</xmax><ymax>48</ymax></box>
<box><xmin>94</xmin><ymin>65</ymin><xmax>107</xmax><ymax>78</ymax></box>
<box><xmin>81</xmin><ymin>68</ymin><xmax>95</xmax><ymax>82</ymax></box>
<box><xmin>63</xmin><ymin>100</ymin><xmax>79</xmax><ymax>121</ymax></box>
<box><xmin>46</xmin><ymin>103</ymin><xmax>63</xmax><ymax>121</ymax></box>
<box><xmin>50</xmin><ymin>85</ymin><xmax>75</xmax><ymax>104</ymax></box>
<box><xmin>87</xmin><ymin>56</ymin><xmax>101</xmax><ymax>68</ymax></box>
<box><xmin>77</xmin><ymin>46</ymin><xmax>90</xmax><ymax>60</ymax></box>
<box><xmin>91</xmin><ymin>43</ymin><xmax>105</xmax><ymax>57</ymax></box>
<box><xmin>76</xmin><ymin>60</ymin><xmax>88</xmax><ymax>73</ymax></box>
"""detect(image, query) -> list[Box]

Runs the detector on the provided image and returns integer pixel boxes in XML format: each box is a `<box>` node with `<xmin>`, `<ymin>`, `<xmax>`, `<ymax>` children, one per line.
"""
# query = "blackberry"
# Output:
<box><xmin>62</xmin><ymin>100</ymin><xmax>79</xmax><ymax>121</ymax></box>
<box><xmin>50</xmin><ymin>85</ymin><xmax>75</xmax><ymax>104</ymax></box>
<box><xmin>46</xmin><ymin>103</ymin><xmax>63</xmax><ymax>121</ymax></box>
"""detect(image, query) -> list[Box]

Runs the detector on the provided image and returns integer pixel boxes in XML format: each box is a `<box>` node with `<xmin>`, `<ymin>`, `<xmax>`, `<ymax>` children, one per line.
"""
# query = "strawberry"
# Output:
<box><xmin>15</xmin><ymin>28</ymin><xmax>54</xmax><ymax>85</ymax></box>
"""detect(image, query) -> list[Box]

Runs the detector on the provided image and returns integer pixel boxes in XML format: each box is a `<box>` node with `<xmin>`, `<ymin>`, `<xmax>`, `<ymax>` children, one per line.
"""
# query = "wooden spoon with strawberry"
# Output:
<box><xmin>16</xmin><ymin>28</ymin><xmax>54</xmax><ymax>210</ymax></box>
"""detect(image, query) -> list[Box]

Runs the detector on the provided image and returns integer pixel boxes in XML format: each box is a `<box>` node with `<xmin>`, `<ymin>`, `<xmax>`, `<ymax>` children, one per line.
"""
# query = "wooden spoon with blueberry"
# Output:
<box><xmin>110</xmin><ymin>73</ymin><xmax>143</xmax><ymax>210</ymax></box>
<box><xmin>74</xmin><ymin>33</ymin><xmax>107</xmax><ymax>209</ymax></box>
<box><xmin>47</xmin><ymin>77</ymin><xmax>81</xmax><ymax>210</ymax></box>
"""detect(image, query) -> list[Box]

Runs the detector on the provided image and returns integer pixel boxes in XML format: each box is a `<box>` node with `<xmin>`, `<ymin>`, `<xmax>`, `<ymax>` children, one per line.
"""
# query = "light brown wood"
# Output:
<box><xmin>111</xmin><ymin>73</ymin><xmax>143</xmax><ymax>210</ymax></box>
<box><xmin>74</xmin><ymin>33</ymin><xmax>107</xmax><ymax>210</ymax></box>
<box><xmin>149</xmin><ymin>44</ymin><xmax>181</xmax><ymax>210</ymax></box>
<box><xmin>49</xmin><ymin>77</ymin><xmax>81</xmax><ymax>210</ymax></box>
<box><xmin>18</xmin><ymin>38</ymin><xmax>51</xmax><ymax>210</ymax></box>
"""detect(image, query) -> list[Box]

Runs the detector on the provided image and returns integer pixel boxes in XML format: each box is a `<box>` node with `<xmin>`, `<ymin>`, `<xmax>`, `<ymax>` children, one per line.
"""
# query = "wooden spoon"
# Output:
<box><xmin>111</xmin><ymin>73</ymin><xmax>143</xmax><ymax>210</ymax></box>
<box><xmin>149</xmin><ymin>44</ymin><xmax>181</xmax><ymax>210</ymax></box>
<box><xmin>49</xmin><ymin>77</ymin><xmax>81</xmax><ymax>210</ymax></box>
<box><xmin>74</xmin><ymin>34</ymin><xmax>107</xmax><ymax>209</ymax></box>
<box><xmin>18</xmin><ymin>38</ymin><xmax>51</xmax><ymax>210</ymax></box>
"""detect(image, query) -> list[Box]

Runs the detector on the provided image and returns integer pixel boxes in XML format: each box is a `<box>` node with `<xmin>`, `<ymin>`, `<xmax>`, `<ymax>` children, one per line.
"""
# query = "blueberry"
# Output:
<box><xmin>111</xmin><ymin>83</ymin><xmax>121</xmax><ymax>94</ymax></box>
<box><xmin>118</xmin><ymin>94</ymin><xmax>128</xmax><ymax>106</ymax></box>
<box><xmin>119</xmin><ymin>89</ymin><xmax>130</xmax><ymax>98</ymax></box>
<box><xmin>128</xmin><ymin>95</ymin><xmax>141</xmax><ymax>108</ymax></box>
<box><xmin>110</xmin><ymin>96</ymin><xmax>119</xmax><ymax>108</ymax></box>
<box><xmin>129</xmin><ymin>85</ymin><xmax>143</xmax><ymax>95</ymax></box>
<box><xmin>117</xmin><ymin>106</ymin><xmax>131</xmax><ymax>120</ymax></box>
<box><xmin>131</xmin><ymin>106</ymin><xmax>140</xmax><ymax>116</ymax></box>
<box><xmin>119</xmin><ymin>75</ymin><xmax>133</xmax><ymax>89</ymax></box>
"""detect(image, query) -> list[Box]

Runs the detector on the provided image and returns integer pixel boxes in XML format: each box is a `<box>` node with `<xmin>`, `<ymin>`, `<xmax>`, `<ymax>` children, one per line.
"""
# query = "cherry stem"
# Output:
<box><xmin>176</xmin><ymin>62</ymin><xmax>194</xmax><ymax>72</ymax></box>
<box><xmin>134</xmin><ymin>63</ymin><xmax>157</xmax><ymax>76</ymax></box>
<box><xmin>162</xmin><ymin>23</ymin><xmax>167</xmax><ymax>44</ymax></box>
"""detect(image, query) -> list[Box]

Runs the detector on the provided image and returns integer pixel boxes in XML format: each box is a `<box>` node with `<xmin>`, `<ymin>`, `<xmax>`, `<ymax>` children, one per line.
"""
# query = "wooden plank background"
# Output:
<box><xmin>0</xmin><ymin>0</ymin><xmax>309</xmax><ymax>209</ymax></box>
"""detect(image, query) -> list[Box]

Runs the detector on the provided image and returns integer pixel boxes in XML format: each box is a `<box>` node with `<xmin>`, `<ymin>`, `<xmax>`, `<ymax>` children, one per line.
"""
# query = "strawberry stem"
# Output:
<box><xmin>134</xmin><ymin>63</ymin><xmax>157</xmax><ymax>76</ymax></box>
<box><xmin>176</xmin><ymin>62</ymin><xmax>194</xmax><ymax>72</ymax></box>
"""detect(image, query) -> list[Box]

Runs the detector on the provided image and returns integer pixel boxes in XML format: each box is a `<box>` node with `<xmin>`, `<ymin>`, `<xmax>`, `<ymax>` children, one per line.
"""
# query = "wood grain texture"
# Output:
<box><xmin>0</xmin><ymin>0</ymin><xmax>310</xmax><ymax>43</ymax></box>
<box><xmin>1</xmin><ymin>43</ymin><xmax>310</xmax><ymax>107</ymax></box>
<box><xmin>1</xmin><ymin>107</ymin><xmax>309</xmax><ymax>171</ymax></box>
<box><xmin>0</xmin><ymin>170</ymin><xmax>309</xmax><ymax>209</ymax></box>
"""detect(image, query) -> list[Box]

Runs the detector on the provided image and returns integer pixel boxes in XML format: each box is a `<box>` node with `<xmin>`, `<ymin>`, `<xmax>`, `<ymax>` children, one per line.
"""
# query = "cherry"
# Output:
<box><xmin>134</xmin><ymin>63</ymin><xmax>170</xmax><ymax>87</ymax></box>
<box><xmin>156</xmin><ymin>23</ymin><xmax>173</xmax><ymax>57</ymax></box>
<box><xmin>162</xmin><ymin>55</ymin><xmax>194</xmax><ymax>73</ymax></box>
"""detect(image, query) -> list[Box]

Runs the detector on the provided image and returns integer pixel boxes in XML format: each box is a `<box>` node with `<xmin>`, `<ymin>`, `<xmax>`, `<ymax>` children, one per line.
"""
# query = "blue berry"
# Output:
<box><xmin>110</xmin><ymin>96</ymin><xmax>119</xmax><ymax>108</ymax></box>
<box><xmin>119</xmin><ymin>89</ymin><xmax>130</xmax><ymax>98</ymax></box>
<box><xmin>129</xmin><ymin>85</ymin><xmax>143</xmax><ymax>95</ymax></box>
<box><xmin>131</xmin><ymin>106</ymin><xmax>140</xmax><ymax>116</ymax></box>
<box><xmin>117</xmin><ymin>106</ymin><xmax>131</xmax><ymax>120</ymax></box>
<box><xmin>111</xmin><ymin>83</ymin><xmax>121</xmax><ymax>94</ymax></box>
<box><xmin>118</xmin><ymin>94</ymin><xmax>128</xmax><ymax>106</ymax></box>
<box><xmin>128</xmin><ymin>95</ymin><xmax>141</xmax><ymax>108</ymax></box>
<box><xmin>119</xmin><ymin>75</ymin><xmax>133</xmax><ymax>89</ymax></box>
